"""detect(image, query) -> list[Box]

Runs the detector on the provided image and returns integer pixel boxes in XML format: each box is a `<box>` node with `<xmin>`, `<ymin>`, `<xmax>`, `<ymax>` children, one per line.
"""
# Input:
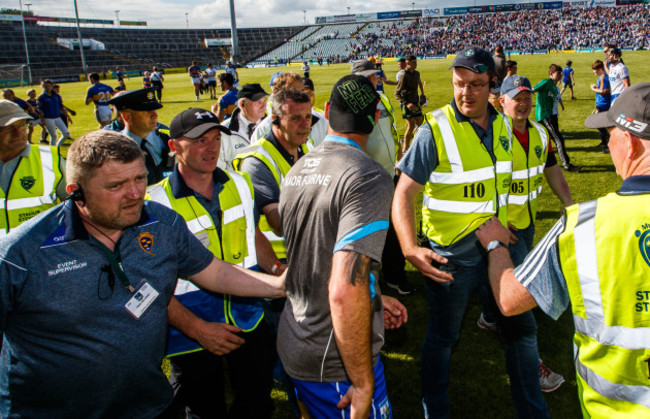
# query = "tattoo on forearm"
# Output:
<box><xmin>342</xmin><ymin>252</ymin><xmax>371</xmax><ymax>286</ymax></box>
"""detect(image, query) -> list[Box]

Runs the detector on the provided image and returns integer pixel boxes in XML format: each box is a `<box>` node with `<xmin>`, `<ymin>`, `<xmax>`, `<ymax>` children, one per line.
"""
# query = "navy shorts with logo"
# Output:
<box><xmin>400</xmin><ymin>104</ymin><xmax>423</xmax><ymax>119</ymax></box>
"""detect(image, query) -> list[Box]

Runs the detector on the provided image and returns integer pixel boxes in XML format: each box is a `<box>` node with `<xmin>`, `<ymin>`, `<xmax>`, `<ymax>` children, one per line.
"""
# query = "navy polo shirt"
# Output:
<box><xmin>37</xmin><ymin>92</ymin><xmax>63</xmax><ymax>119</ymax></box>
<box><xmin>0</xmin><ymin>200</ymin><xmax>214</xmax><ymax>418</ymax></box>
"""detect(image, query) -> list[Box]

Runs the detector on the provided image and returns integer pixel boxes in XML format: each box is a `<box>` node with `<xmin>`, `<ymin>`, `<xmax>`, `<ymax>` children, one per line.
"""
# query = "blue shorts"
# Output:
<box><xmin>208</xmin><ymin>80</ymin><xmax>216</xmax><ymax>87</ymax></box>
<box><xmin>291</xmin><ymin>357</ymin><xmax>392</xmax><ymax>419</ymax></box>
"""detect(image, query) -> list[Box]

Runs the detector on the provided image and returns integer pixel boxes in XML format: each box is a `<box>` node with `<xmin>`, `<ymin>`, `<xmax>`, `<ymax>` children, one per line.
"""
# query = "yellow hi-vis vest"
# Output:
<box><xmin>558</xmin><ymin>195</ymin><xmax>650</xmax><ymax>417</ymax></box>
<box><xmin>0</xmin><ymin>145</ymin><xmax>63</xmax><ymax>238</ymax></box>
<box><xmin>422</xmin><ymin>104</ymin><xmax>513</xmax><ymax>246</ymax></box>
<box><xmin>507</xmin><ymin>121</ymin><xmax>549</xmax><ymax>230</ymax></box>
<box><xmin>146</xmin><ymin>170</ymin><xmax>262</xmax><ymax>357</ymax></box>
<box><xmin>232</xmin><ymin>138</ymin><xmax>310</xmax><ymax>260</ymax></box>
<box><xmin>379</xmin><ymin>92</ymin><xmax>399</xmax><ymax>149</ymax></box>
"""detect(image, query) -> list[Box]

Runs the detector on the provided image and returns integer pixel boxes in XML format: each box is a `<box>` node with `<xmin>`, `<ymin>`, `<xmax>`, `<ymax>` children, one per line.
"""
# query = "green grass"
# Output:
<box><xmin>38</xmin><ymin>51</ymin><xmax>649</xmax><ymax>417</ymax></box>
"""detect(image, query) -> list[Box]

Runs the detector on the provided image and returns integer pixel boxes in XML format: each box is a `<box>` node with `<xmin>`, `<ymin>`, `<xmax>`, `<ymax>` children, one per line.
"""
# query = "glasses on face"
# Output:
<box><xmin>452</xmin><ymin>81</ymin><xmax>489</xmax><ymax>93</ymax></box>
<box><xmin>0</xmin><ymin>121</ymin><xmax>28</xmax><ymax>135</ymax></box>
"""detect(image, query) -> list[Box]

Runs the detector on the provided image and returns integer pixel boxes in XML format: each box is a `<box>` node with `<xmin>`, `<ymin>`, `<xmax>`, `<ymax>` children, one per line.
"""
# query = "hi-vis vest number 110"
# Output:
<box><xmin>422</xmin><ymin>105</ymin><xmax>513</xmax><ymax>246</ymax></box>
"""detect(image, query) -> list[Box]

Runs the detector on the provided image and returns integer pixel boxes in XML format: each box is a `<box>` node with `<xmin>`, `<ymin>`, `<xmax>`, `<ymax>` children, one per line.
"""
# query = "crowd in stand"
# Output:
<box><xmin>345</xmin><ymin>5</ymin><xmax>649</xmax><ymax>60</ymax></box>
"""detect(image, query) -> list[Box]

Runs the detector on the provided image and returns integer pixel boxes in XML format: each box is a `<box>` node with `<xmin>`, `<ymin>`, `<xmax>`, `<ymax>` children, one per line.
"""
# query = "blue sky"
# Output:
<box><xmin>15</xmin><ymin>1</ymin><xmax>580</xmax><ymax>29</ymax></box>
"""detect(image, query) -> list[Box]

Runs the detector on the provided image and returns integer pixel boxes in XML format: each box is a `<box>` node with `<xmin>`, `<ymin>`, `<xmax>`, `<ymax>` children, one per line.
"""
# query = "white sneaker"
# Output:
<box><xmin>477</xmin><ymin>312</ymin><xmax>498</xmax><ymax>333</ymax></box>
<box><xmin>539</xmin><ymin>360</ymin><xmax>565</xmax><ymax>392</ymax></box>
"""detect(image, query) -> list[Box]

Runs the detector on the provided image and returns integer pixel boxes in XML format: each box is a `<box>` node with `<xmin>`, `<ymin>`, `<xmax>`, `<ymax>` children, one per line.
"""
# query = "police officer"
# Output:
<box><xmin>476</xmin><ymin>82</ymin><xmax>650</xmax><ymax>418</ymax></box>
<box><xmin>218</xmin><ymin>83</ymin><xmax>269</xmax><ymax>171</ymax></box>
<box><xmin>350</xmin><ymin>59</ymin><xmax>413</xmax><ymax>295</ymax></box>
<box><xmin>147</xmin><ymin>108</ymin><xmax>279</xmax><ymax>418</ymax></box>
<box><xmin>0</xmin><ymin>129</ymin><xmax>285</xmax><ymax>418</ymax></box>
<box><xmin>391</xmin><ymin>47</ymin><xmax>550</xmax><ymax>418</ymax></box>
<box><xmin>107</xmin><ymin>87</ymin><xmax>172</xmax><ymax>185</ymax></box>
<box><xmin>0</xmin><ymin>99</ymin><xmax>66</xmax><ymax>238</ymax></box>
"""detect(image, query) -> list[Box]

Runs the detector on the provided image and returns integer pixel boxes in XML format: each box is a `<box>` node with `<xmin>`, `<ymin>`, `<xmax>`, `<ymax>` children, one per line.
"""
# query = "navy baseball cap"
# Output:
<box><xmin>107</xmin><ymin>87</ymin><xmax>162</xmax><ymax>111</ymax></box>
<box><xmin>500</xmin><ymin>76</ymin><xmax>533</xmax><ymax>98</ymax></box>
<box><xmin>449</xmin><ymin>47</ymin><xmax>495</xmax><ymax>74</ymax></box>
<box><xmin>328</xmin><ymin>75</ymin><xmax>379</xmax><ymax>135</ymax></box>
<box><xmin>585</xmin><ymin>83</ymin><xmax>650</xmax><ymax>140</ymax></box>
<box><xmin>170</xmin><ymin>108</ymin><xmax>231</xmax><ymax>139</ymax></box>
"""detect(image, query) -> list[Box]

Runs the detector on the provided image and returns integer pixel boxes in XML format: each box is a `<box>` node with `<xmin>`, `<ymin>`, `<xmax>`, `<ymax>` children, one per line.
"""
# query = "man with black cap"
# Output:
<box><xmin>107</xmin><ymin>87</ymin><xmax>172</xmax><ymax>185</ymax></box>
<box><xmin>146</xmin><ymin>108</ymin><xmax>280</xmax><ymax>418</ymax></box>
<box><xmin>476</xmin><ymin>82</ymin><xmax>650</xmax><ymax>418</ymax></box>
<box><xmin>392</xmin><ymin>47</ymin><xmax>550</xmax><ymax>418</ymax></box>
<box><xmin>278</xmin><ymin>74</ymin><xmax>407</xmax><ymax>418</ymax></box>
<box><xmin>351</xmin><ymin>59</ymin><xmax>413</xmax><ymax>295</ymax></box>
<box><xmin>218</xmin><ymin>83</ymin><xmax>269</xmax><ymax>171</ymax></box>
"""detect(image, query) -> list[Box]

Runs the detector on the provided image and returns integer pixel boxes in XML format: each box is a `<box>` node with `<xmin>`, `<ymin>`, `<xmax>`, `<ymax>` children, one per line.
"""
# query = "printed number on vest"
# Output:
<box><xmin>463</xmin><ymin>183</ymin><xmax>486</xmax><ymax>198</ymax></box>
<box><xmin>510</xmin><ymin>181</ymin><xmax>525</xmax><ymax>194</ymax></box>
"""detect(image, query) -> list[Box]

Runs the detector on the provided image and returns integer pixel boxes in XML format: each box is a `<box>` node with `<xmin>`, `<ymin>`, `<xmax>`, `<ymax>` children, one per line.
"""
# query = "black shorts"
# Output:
<box><xmin>152</xmin><ymin>80</ymin><xmax>163</xmax><ymax>89</ymax></box>
<box><xmin>401</xmin><ymin>104</ymin><xmax>423</xmax><ymax>119</ymax></box>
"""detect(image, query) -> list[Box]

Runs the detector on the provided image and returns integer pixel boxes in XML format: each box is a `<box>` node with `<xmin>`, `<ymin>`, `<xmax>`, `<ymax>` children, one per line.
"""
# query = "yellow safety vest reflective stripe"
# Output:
<box><xmin>422</xmin><ymin>104</ymin><xmax>513</xmax><ymax>246</ymax></box>
<box><xmin>507</xmin><ymin>121</ymin><xmax>548</xmax><ymax>229</ymax></box>
<box><xmin>146</xmin><ymin>170</ymin><xmax>262</xmax><ymax>357</ymax></box>
<box><xmin>558</xmin><ymin>195</ymin><xmax>650</xmax><ymax>417</ymax></box>
<box><xmin>0</xmin><ymin>145</ymin><xmax>63</xmax><ymax>238</ymax></box>
<box><xmin>233</xmin><ymin>138</ymin><xmax>310</xmax><ymax>259</ymax></box>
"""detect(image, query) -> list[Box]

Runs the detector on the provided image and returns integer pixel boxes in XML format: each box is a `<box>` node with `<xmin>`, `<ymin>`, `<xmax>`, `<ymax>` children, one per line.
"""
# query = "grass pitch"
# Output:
<box><xmin>33</xmin><ymin>50</ymin><xmax>649</xmax><ymax>418</ymax></box>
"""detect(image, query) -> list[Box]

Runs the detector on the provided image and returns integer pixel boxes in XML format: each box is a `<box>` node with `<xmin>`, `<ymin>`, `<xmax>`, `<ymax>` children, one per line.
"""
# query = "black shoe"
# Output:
<box><xmin>602</xmin><ymin>147</ymin><xmax>610</xmax><ymax>154</ymax></box>
<box><xmin>386</xmin><ymin>280</ymin><xmax>415</xmax><ymax>295</ymax></box>
<box><xmin>564</xmin><ymin>164</ymin><xmax>582</xmax><ymax>173</ymax></box>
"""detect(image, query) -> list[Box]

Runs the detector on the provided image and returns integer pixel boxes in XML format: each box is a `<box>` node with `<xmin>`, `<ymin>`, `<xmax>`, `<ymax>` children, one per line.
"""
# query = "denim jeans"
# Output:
<box><xmin>421</xmin><ymin>246</ymin><xmax>549</xmax><ymax>419</ymax></box>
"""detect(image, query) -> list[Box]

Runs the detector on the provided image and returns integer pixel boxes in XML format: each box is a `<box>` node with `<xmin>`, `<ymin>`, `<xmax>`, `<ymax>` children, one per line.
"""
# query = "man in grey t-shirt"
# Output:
<box><xmin>278</xmin><ymin>75</ymin><xmax>407</xmax><ymax>418</ymax></box>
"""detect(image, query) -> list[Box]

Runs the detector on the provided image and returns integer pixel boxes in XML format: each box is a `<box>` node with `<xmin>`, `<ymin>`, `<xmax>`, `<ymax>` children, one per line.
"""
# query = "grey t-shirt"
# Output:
<box><xmin>277</xmin><ymin>136</ymin><xmax>393</xmax><ymax>382</ymax></box>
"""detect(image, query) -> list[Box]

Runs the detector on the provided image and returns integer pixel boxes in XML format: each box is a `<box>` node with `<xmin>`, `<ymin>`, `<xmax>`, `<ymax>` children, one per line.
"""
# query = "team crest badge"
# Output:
<box><xmin>635</xmin><ymin>227</ymin><xmax>650</xmax><ymax>268</ymax></box>
<box><xmin>138</xmin><ymin>232</ymin><xmax>155</xmax><ymax>255</ymax></box>
<box><xmin>20</xmin><ymin>176</ymin><xmax>35</xmax><ymax>191</ymax></box>
<box><xmin>499</xmin><ymin>136</ymin><xmax>510</xmax><ymax>152</ymax></box>
<box><xmin>535</xmin><ymin>145</ymin><xmax>542</xmax><ymax>159</ymax></box>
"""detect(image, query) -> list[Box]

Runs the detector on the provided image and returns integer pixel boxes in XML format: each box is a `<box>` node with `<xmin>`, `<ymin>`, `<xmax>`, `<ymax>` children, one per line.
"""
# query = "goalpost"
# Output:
<box><xmin>0</xmin><ymin>64</ymin><xmax>31</xmax><ymax>87</ymax></box>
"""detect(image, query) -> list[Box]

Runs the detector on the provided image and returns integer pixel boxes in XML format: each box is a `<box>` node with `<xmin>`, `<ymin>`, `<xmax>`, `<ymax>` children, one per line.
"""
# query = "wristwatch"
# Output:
<box><xmin>486</xmin><ymin>240</ymin><xmax>508</xmax><ymax>252</ymax></box>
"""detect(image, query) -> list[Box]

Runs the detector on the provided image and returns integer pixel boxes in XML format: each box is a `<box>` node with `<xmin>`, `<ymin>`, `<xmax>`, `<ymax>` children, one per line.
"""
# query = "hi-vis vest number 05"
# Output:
<box><xmin>1</xmin><ymin>145</ymin><xmax>62</xmax><ymax>238</ymax></box>
<box><xmin>508</xmin><ymin>121</ymin><xmax>549</xmax><ymax>230</ymax></box>
<box><xmin>146</xmin><ymin>170</ymin><xmax>263</xmax><ymax>357</ymax></box>
<box><xmin>422</xmin><ymin>105</ymin><xmax>513</xmax><ymax>246</ymax></box>
<box><xmin>558</xmin><ymin>194</ymin><xmax>650</xmax><ymax>417</ymax></box>
<box><xmin>232</xmin><ymin>138</ymin><xmax>311</xmax><ymax>260</ymax></box>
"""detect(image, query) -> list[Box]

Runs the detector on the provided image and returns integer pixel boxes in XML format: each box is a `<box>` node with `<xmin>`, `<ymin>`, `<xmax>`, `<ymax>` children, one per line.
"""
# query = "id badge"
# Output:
<box><xmin>125</xmin><ymin>282</ymin><xmax>159</xmax><ymax>319</ymax></box>
<box><xmin>196</xmin><ymin>231</ymin><xmax>210</xmax><ymax>248</ymax></box>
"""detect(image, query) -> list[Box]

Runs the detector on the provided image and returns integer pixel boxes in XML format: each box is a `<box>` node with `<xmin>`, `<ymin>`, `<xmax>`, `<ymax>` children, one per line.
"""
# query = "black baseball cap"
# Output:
<box><xmin>106</xmin><ymin>87</ymin><xmax>162</xmax><ymax>111</ymax></box>
<box><xmin>585</xmin><ymin>83</ymin><xmax>650</xmax><ymax>140</ymax></box>
<box><xmin>500</xmin><ymin>75</ymin><xmax>532</xmax><ymax>98</ymax></box>
<box><xmin>170</xmin><ymin>108</ymin><xmax>231</xmax><ymax>139</ymax></box>
<box><xmin>449</xmin><ymin>47</ymin><xmax>495</xmax><ymax>74</ymax></box>
<box><xmin>237</xmin><ymin>83</ymin><xmax>268</xmax><ymax>101</ymax></box>
<box><xmin>328</xmin><ymin>75</ymin><xmax>379</xmax><ymax>135</ymax></box>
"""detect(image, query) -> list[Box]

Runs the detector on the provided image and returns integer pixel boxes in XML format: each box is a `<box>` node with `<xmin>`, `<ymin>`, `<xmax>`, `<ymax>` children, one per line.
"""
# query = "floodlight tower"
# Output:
<box><xmin>18</xmin><ymin>0</ymin><xmax>32</xmax><ymax>85</ymax></box>
<box><xmin>73</xmin><ymin>0</ymin><xmax>88</xmax><ymax>76</ymax></box>
<box><xmin>226</xmin><ymin>0</ymin><xmax>240</xmax><ymax>63</ymax></box>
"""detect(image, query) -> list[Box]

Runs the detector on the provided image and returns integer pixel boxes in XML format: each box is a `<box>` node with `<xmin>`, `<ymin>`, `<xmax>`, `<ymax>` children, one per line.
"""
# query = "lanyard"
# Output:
<box><xmin>96</xmin><ymin>239</ymin><xmax>135</xmax><ymax>293</ymax></box>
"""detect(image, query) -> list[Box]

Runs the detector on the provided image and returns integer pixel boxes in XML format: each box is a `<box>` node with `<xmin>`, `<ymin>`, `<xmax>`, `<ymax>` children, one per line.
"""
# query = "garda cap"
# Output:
<box><xmin>107</xmin><ymin>87</ymin><xmax>162</xmax><ymax>111</ymax></box>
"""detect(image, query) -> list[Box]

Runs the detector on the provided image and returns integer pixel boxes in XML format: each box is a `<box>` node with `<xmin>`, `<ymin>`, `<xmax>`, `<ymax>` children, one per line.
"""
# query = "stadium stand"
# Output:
<box><xmin>1</xmin><ymin>4</ymin><xmax>648</xmax><ymax>82</ymax></box>
<box><xmin>0</xmin><ymin>21</ymin><xmax>304</xmax><ymax>80</ymax></box>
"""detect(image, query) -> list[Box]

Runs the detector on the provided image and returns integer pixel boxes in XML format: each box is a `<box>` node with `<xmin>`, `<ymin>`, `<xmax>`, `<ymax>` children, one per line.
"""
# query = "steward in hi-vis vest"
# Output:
<box><xmin>478</xmin><ymin>82</ymin><xmax>650</xmax><ymax>418</ymax></box>
<box><xmin>393</xmin><ymin>47</ymin><xmax>552</xmax><ymax>418</ymax></box>
<box><xmin>149</xmin><ymin>108</ymin><xmax>276</xmax><ymax>418</ymax></box>
<box><xmin>0</xmin><ymin>100</ymin><xmax>65</xmax><ymax>238</ymax></box>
